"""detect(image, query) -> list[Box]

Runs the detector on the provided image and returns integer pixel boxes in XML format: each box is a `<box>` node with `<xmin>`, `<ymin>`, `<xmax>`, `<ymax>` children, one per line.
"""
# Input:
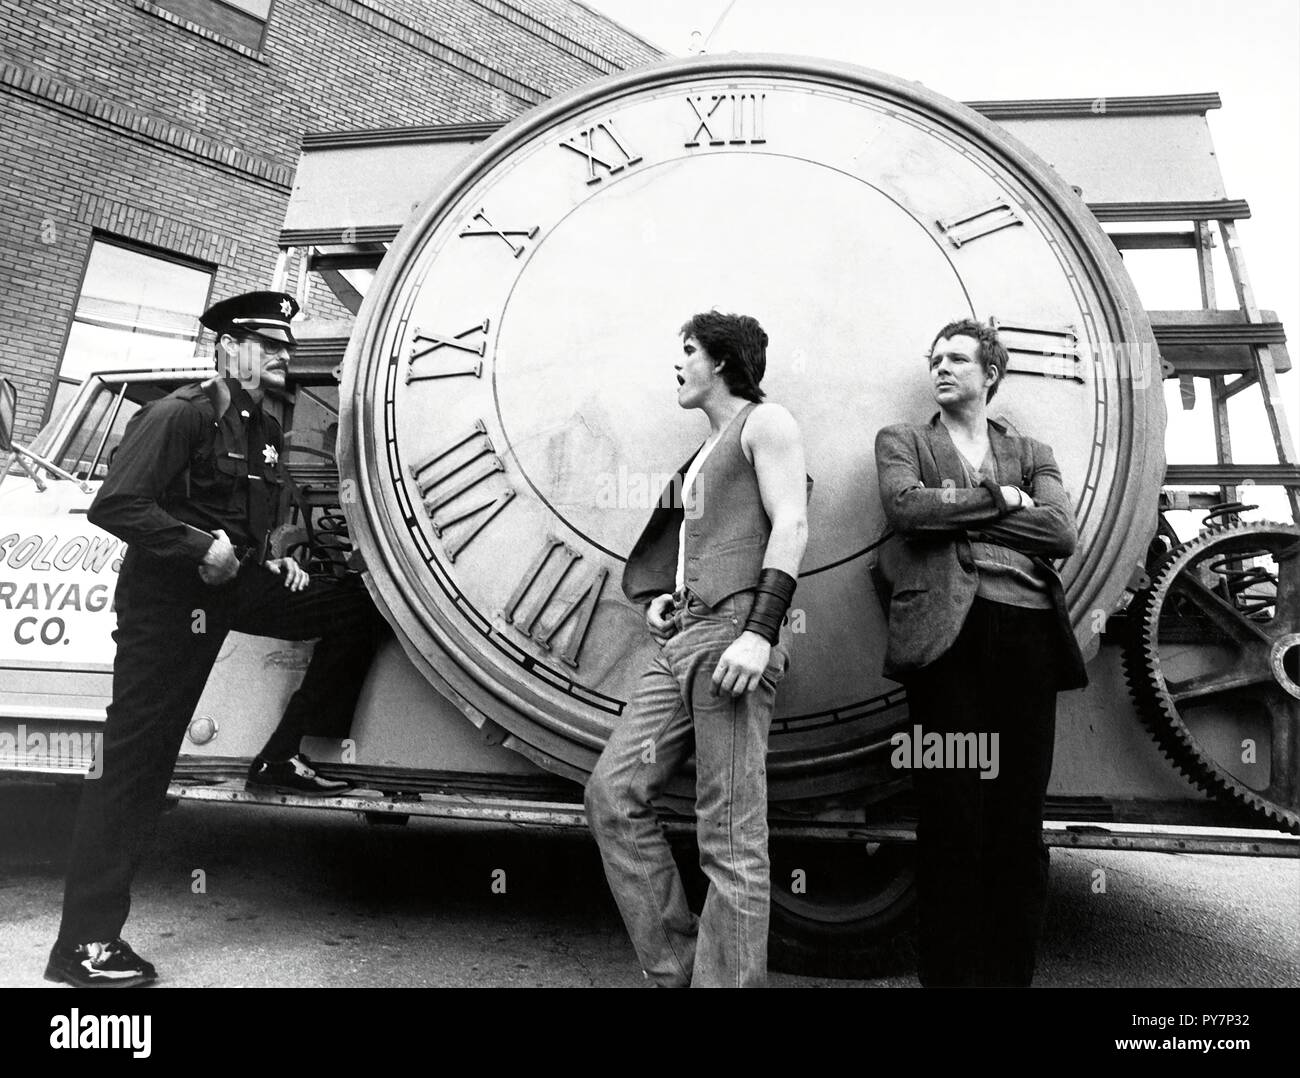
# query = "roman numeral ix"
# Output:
<box><xmin>407</xmin><ymin>319</ymin><xmax>489</xmax><ymax>383</ymax></box>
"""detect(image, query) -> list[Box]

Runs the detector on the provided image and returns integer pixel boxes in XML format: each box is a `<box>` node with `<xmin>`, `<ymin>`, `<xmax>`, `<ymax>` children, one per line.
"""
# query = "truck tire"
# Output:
<box><xmin>768</xmin><ymin>839</ymin><xmax>917</xmax><ymax>979</ymax></box>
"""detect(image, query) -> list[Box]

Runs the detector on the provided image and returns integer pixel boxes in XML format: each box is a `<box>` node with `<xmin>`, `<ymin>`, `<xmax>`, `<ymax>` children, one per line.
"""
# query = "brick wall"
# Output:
<box><xmin>0</xmin><ymin>0</ymin><xmax>661</xmax><ymax>442</ymax></box>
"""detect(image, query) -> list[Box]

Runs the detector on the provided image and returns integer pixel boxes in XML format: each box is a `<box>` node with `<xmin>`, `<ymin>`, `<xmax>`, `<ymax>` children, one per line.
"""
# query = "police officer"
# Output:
<box><xmin>45</xmin><ymin>291</ymin><xmax>384</xmax><ymax>988</ymax></box>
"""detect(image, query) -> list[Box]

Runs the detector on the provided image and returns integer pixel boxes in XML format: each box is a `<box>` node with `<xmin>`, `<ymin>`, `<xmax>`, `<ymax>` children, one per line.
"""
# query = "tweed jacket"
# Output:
<box><xmin>872</xmin><ymin>414</ymin><xmax>1087</xmax><ymax>689</ymax></box>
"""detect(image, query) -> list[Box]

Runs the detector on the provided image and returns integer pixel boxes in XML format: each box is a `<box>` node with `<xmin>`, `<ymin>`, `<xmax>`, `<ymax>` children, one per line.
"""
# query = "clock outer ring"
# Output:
<box><xmin>338</xmin><ymin>54</ymin><xmax>1165</xmax><ymax>798</ymax></box>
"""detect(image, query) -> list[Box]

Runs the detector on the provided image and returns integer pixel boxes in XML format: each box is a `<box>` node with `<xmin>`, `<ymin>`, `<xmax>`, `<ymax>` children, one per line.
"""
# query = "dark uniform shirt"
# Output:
<box><xmin>88</xmin><ymin>378</ymin><xmax>283</xmax><ymax>563</ymax></box>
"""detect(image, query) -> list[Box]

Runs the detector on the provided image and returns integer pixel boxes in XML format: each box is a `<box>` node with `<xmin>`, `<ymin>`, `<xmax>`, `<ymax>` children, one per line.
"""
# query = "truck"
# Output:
<box><xmin>2</xmin><ymin>55</ymin><xmax>1297</xmax><ymax>977</ymax></box>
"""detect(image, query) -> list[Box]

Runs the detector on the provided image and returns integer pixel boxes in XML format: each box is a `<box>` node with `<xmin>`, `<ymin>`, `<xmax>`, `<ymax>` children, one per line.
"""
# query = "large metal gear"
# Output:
<box><xmin>1123</xmin><ymin>523</ymin><xmax>1300</xmax><ymax>833</ymax></box>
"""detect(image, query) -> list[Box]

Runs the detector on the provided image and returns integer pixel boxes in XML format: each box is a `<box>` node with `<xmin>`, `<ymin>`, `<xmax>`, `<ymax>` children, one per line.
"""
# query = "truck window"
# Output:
<box><xmin>57</xmin><ymin>382</ymin><xmax>141</xmax><ymax>482</ymax></box>
<box><xmin>287</xmin><ymin>386</ymin><xmax>339</xmax><ymax>457</ymax></box>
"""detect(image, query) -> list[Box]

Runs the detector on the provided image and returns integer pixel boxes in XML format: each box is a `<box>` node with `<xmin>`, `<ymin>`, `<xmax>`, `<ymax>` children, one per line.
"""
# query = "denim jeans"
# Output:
<box><xmin>584</xmin><ymin>589</ymin><xmax>788</xmax><ymax>988</ymax></box>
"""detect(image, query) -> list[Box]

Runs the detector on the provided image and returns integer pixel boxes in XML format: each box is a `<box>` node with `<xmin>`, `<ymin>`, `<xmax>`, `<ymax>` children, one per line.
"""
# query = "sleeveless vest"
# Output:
<box><xmin>622</xmin><ymin>402</ymin><xmax>771</xmax><ymax>607</ymax></box>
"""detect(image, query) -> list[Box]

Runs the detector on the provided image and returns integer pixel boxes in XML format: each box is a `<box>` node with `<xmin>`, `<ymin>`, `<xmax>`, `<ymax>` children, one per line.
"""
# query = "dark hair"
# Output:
<box><xmin>928</xmin><ymin>318</ymin><xmax>1007</xmax><ymax>402</ymax></box>
<box><xmin>680</xmin><ymin>311</ymin><xmax>767</xmax><ymax>403</ymax></box>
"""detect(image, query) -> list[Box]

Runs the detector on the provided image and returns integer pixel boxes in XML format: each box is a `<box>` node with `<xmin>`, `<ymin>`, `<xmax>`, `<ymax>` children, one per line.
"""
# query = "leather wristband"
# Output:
<box><xmin>743</xmin><ymin>568</ymin><xmax>797</xmax><ymax>645</ymax></box>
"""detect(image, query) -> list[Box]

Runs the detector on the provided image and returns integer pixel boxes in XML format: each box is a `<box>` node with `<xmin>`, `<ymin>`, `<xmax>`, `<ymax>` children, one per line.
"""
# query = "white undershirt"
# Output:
<box><xmin>675</xmin><ymin>435</ymin><xmax>721</xmax><ymax>592</ymax></box>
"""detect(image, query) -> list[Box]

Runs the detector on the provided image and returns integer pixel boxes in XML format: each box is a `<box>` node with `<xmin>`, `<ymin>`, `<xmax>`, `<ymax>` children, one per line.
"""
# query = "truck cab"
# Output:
<box><xmin>0</xmin><ymin>366</ymin><xmax>546</xmax><ymax>785</ymax></box>
<box><xmin>1</xmin><ymin>371</ymin><xmax>200</xmax><ymax>773</ymax></box>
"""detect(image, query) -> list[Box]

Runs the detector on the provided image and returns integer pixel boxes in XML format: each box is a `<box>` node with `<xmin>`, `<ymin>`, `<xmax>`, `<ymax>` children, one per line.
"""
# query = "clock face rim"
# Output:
<box><xmin>339</xmin><ymin>54</ymin><xmax>1165</xmax><ymax>794</ymax></box>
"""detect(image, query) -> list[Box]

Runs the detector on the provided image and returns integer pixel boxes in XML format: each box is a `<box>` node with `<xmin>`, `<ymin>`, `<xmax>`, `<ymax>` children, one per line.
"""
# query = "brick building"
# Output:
<box><xmin>0</xmin><ymin>0</ymin><xmax>660</xmax><ymax>444</ymax></box>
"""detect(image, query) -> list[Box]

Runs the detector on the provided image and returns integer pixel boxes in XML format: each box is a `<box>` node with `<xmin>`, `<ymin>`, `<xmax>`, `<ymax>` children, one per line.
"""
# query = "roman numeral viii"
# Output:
<box><xmin>408</xmin><ymin>420</ymin><xmax>515</xmax><ymax>561</ymax></box>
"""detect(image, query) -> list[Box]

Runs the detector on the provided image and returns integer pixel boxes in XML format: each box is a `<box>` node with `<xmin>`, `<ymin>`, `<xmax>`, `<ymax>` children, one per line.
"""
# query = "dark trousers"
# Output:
<box><xmin>58</xmin><ymin>552</ymin><xmax>383</xmax><ymax>944</ymax></box>
<box><xmin>904</xmin><ymin>598</ymin><xmax>1059</xmax><ymax>987</ymax></box>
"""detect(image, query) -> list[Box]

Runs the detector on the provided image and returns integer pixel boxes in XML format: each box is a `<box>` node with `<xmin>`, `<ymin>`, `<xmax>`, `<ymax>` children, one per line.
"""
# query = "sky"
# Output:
<box><xmin>581</xmin><ymin>0</ymin><xmax>1300</xmax><ymax>513</ymax></box>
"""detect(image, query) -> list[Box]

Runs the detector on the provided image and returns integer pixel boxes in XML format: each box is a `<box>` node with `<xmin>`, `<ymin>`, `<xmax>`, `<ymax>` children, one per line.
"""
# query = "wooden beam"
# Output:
<box><xmin>308</xmin><ymin>251</ymin><xmax>386</xmax><ymax>271</ymax></box>
<box><xmin>291</xmin><ymin>95</ymin><xmax>1225</xmax><ymax>153</ymax></box>
<box><xmin>1088</xmin><ymin>200</ymin><xmax>1251</xmax><ymax>222</ymax></box>
<box><xmin>1222</xmin><ymin>372</ymin><xmax>1258</xmax><ymax>398</ymax></box>
<box><xmin>1150</xmin><ymin>311</ymin><xmax>1290</xmax><ymax>374</ymax></box>
<box><xmin>319</xmin><ymin>269</ymin><xmax>364</xmax><ymax>317</ymax></box>
<box><xmin>300</xmin><ymin>122</ymin><xmax>505</xmax><ymax>150</ymax></box>
<box><xmin>1153</xmin><ymin>321</ymin><xmax>1287</xmax><ymax>346</ymax></box>
<box><xmin>1209</xmin><ymin>374</ymin><xmax>1236</xmax><ymax>504</ymax></box>
<box><xmin>1195</xmin><ymin>221</ymin><xmax>1217</xmax><ymax>308</ymax></box>
<box><xmin>1108</xmin><ymin>231</ymin><xmax>1196</xmax><ymax>250</ymax></box>
<box><xmin>1164</xmin><ymin>464</ymin><xmax>1300</xmax><ymax>485</ymax></box>
<box><xmin>965</xmin><ymin>92</ymin><xmax>1222</xmax><ymax>119</ymax></box>
<box><xmin>1219</xmin><ymin>219</ymin><xmax>1300</xmax><ymax>521</ymax></box>
<box><xmin>280</xmin><ymin>225</ymin><xmax>400</xmax><ymax>247</ymax></box>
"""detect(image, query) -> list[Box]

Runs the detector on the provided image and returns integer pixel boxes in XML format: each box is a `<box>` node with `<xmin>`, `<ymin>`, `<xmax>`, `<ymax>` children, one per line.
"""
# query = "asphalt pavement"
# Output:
<box><xmin>1</xmin><ymin>785</ymin><xmax>1296</xmax><ymax>989</ymax></box>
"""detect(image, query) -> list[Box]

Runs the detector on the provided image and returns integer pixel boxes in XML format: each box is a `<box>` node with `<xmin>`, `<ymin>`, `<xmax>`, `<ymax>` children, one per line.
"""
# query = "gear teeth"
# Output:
<box><xmin>1120</xmin><ymin>522</ymin><xmax>1300</xmax><ymax>835</ymax></box>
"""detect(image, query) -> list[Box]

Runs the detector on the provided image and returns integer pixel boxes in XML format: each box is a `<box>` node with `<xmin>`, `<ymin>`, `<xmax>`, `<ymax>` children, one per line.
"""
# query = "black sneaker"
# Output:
<box><xmin>45</xmin><ymin>938</ymin><xmax>157</xmax><ymax>988</ymax></box>
<box><xmin>246</xmin><ymin>753</ymin><xmax>350</xmax><ymax>796</ymax></box>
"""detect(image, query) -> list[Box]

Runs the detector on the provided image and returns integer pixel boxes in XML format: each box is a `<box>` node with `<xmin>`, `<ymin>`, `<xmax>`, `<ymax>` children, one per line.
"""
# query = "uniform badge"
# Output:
<box><xmin>263</xmin><ymin>443</ymin><xmax>279</xmax><ymax>465</ymax></box>
<box><xmin>280</xmin><ymin>298</ymin><xmax>293</xmax><ymax>317</ymax></box>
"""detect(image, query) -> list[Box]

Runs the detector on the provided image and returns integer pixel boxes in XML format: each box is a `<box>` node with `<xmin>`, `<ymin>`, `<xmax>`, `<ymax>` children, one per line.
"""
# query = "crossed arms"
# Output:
<box><xmin>873</xmin><ymin>424</ymin><xmax>1077</xmax><ymax>558</ymax></box>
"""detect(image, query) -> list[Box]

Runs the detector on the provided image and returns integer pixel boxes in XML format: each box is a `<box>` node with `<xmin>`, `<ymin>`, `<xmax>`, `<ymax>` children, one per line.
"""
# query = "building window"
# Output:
<box><xmin>153</xmin><ymin>0</ymin><xmax>272</xmax><ymax>52</ymax></box>
<box><xmin>52</xmin><ymin>238</ymin><xmax>213</xmax><ymax>426</ymax></box>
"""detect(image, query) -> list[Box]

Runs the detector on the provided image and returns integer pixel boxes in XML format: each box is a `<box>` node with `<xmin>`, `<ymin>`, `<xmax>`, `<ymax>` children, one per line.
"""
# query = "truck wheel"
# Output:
<box><xmin>768</xmin><ymin>838</ymin><xmax>917</xmax><ymax>979</ymax></box>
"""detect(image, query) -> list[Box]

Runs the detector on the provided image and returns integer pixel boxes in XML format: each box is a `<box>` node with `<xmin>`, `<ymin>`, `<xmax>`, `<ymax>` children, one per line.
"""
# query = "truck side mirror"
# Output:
<box><xmin>0</xmin><ymin>377</ymin><xmax>16</xmax><ymax>452</ymax></box>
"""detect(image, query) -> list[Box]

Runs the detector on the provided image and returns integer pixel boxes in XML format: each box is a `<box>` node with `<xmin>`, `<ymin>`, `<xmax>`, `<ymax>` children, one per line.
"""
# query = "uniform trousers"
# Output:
<box><xmin>904</xmin><ymin>597</ymin><xmax>1060</xmax><ymax>987</ymax></box>
<box><xmin>58</xmin><ymin>550</ymin><xmax>382</xmax><ymax>944</ymax></box>
<box><xmin>584</xmin><ymin>589</ymin><xmax>789</xmax><ymax>988</ymax></box>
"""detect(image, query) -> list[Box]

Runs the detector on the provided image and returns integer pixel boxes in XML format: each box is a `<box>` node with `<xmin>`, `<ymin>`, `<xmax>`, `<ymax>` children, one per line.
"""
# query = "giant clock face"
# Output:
<box><xmin>340</xmin><ymin>56</ymin><xmax>1164</xmax><ymax>797</ymax></box>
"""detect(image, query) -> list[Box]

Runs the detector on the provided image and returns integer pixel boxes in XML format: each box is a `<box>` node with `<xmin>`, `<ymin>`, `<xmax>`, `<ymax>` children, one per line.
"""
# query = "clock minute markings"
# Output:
<box><xmin>559</xmin><ymin>118</ymin><xmax>642</xmax><ymax>185</ymax></box>
<box><xmin>503</xmin><ymin>536</ymin><xmax>609</xmax><ymax>669</ymax></box>
<box><xmin>407</xmin><ymin>318</ymin><xmax>489</xmax><ymax>383</ymax></box>
<box><xmin>408</xmin><ymin>419</ymin><xmax>516</xmax><ymax>562</ymax></box>
<box><xmin>684</xmin><ymin>92</ymin><xmax>766</xmax><ymax>147</ymax></box>
<box><xmin>937</xmin><ymin>198</ymin><xmax>1023</xmax><ymax>248</ymax></box>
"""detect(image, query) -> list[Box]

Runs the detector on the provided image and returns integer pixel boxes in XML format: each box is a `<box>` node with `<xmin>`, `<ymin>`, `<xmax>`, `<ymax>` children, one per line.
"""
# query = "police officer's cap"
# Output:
<box><xmin>200</xmin><ymin>291</ymin><xmax>300</xmax><ymax>346</ymax></box>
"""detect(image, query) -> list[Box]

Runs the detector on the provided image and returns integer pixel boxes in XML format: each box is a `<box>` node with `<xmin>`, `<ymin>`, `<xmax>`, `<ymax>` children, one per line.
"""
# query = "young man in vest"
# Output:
<box><xmin>585</xmin><ymin>311</ymin><xmax>808</xmax><ymax>987</ymax></box>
